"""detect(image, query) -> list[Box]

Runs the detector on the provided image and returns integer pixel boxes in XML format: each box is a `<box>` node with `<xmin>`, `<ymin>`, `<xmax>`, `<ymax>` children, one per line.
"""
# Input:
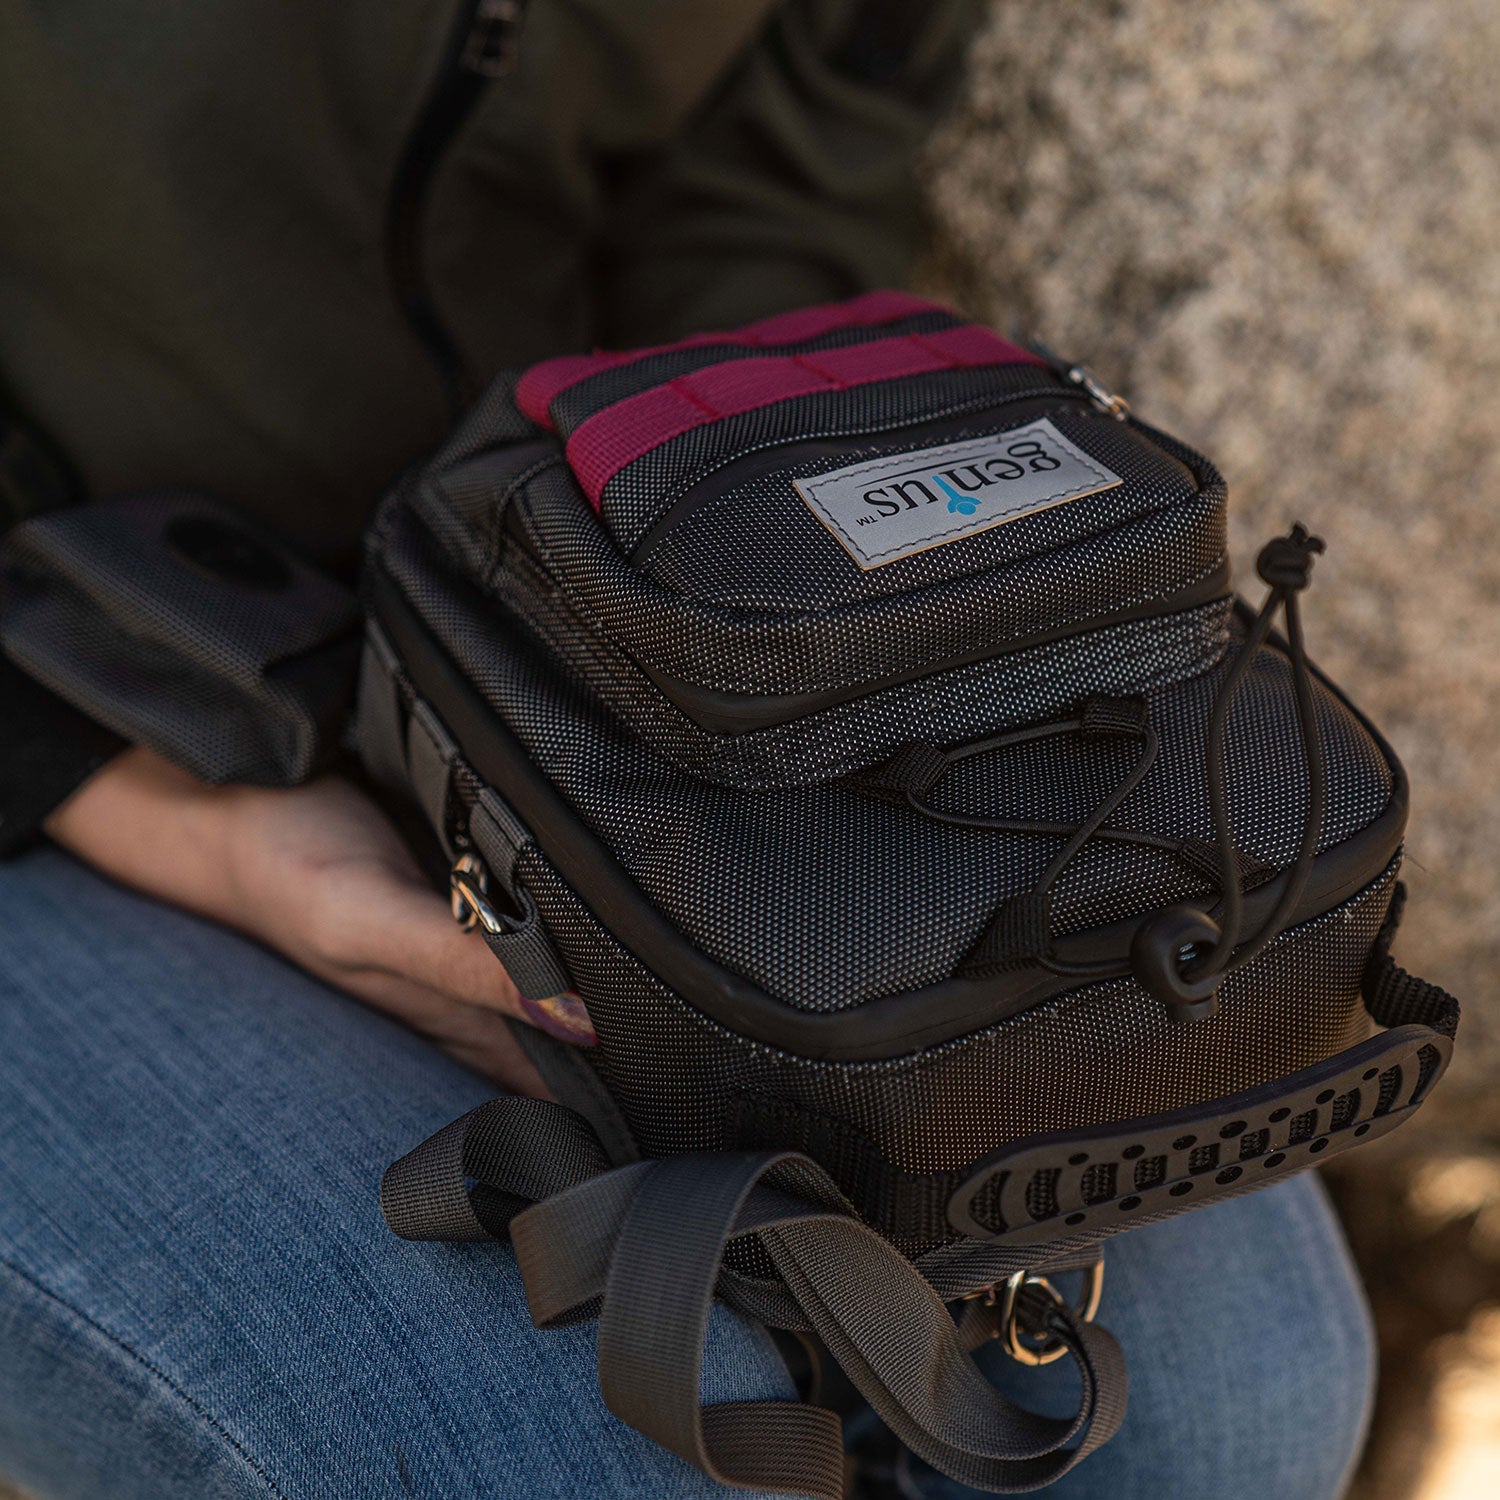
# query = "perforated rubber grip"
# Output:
<box><xmin>948</xmin><ymin>1021</ymin><xmax>1451</xmax><ymax>1242</ymax></box>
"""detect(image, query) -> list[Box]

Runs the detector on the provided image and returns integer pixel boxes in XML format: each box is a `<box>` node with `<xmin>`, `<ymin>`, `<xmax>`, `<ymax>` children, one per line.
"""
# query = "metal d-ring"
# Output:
<box><xmin>997</xmin><ymin>1261</ymin><xmax>1105</xmax><ymax>1367</ymax></box>
<box><xmin>449</xmin><ymin>852</ymin><xmax>505</xmax><ymax>936</ymax></box>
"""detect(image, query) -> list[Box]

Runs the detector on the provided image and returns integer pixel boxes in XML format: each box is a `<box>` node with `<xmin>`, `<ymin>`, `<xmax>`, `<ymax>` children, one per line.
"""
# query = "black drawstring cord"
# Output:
<box><xmin>1132</xmin><ymin>525</ymin><xmax>1328</xmax><ymax>1022</ymax></box>
<box><xmin>900</xmin><ymin>702</ymin><xmax>1169</xmax><ymax>982</ymax></box>
<box><xmin>875</xmin><ymin>527</ymin><xmax>1329</xmax><ymax>1010</ymax></box>
<box><xmin>1027</xmin><ymin>724</ymin><xmax>1170</xmax><ymax>981</ymax></box>
<box><xmin>1033</xmin><ymin>724</ymin><xmax>1160</xmax><ymax>900</ymax></box>
<box><xmin>910</xmin><ymin>809</ymin><xmax>1183</xmax><ymax>858</ymax></box>
<box><xmin>904</xmin><ymin>718</ymin><xmax>1164</xmax><ymax>865</ymax></box>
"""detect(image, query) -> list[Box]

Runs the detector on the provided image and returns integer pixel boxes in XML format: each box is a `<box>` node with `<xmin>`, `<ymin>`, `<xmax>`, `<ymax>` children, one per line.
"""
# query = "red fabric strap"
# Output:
<box><xmin>566</xmin><ymin>324</ymin><xmax>1043</xmax><ymax>508</ymax></box>
<box><xmin>515</xmin><ymin>289</ymin><xmax>942</xmax><ymax>430</ymax></box>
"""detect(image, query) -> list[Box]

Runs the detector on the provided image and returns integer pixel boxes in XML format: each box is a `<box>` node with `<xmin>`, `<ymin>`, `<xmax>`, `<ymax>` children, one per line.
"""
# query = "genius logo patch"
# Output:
<box><xmin>792</xmin><ymin>418</ymin><xmax>1123</xmax><ymax>569</ymax></box>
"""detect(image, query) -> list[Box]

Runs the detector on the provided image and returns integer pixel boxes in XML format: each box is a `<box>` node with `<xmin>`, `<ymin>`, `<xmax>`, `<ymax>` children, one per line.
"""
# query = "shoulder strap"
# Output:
<box><xmin>382</xmin><ymin>1103</ymin><xmax>1125</xmax><ymax>1497</ymax></box>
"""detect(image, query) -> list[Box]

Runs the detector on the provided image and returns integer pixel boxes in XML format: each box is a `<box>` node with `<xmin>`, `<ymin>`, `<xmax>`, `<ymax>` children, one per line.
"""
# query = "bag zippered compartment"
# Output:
<box><xmin>399</xmin><ymin>385</ymin><xmax>1232</xmax><ymax>781</ymax></box>
<box><xmin>365</xmin><ymin>545</ymin><xmax>1404</xmax><ymax>1050</ymax></box>
<box><xmin>507</xmin><ymin>391</ymin><xmax>1229</xmax><ymax>708</ymax></box>
<box><xmin>362</xmin><ymin>293</ymin><xmax>1461</xmax><ymax>1500</ymax></box>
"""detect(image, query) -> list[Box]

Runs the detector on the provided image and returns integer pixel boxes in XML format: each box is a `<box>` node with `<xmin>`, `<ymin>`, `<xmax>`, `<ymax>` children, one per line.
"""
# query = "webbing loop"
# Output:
<box><xmin>381</xmin><ymin>1111</ymin><xmax>1125</xmax><ymax>1496</ymax></box>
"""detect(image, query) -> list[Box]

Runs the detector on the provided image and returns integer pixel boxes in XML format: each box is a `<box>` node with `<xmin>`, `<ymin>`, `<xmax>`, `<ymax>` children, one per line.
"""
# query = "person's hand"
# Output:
<box><xmin>43</xmin><ymin>747</ymin><xmax>596</xmax><ymax>1096</ymax></box>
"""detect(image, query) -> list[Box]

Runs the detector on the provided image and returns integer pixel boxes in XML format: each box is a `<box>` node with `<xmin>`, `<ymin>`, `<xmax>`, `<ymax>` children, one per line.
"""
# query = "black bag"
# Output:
<box><xmin>356</xmin><ymin>292</ymin><xmax>1457</xmax><ymax>1495</ymax></box>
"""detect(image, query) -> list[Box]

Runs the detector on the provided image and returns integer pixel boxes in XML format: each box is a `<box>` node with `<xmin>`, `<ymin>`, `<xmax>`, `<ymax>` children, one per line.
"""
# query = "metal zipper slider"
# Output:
<box><xmin>1022</xmin><ymin>335</ymin><xmax>1132</xmax><ymax>421</ymax></box>
<box><xmin>1068</xmin><ymin>362</ymin><xmax>1132</xmax><ymax>421</ymax></box>
<box><xmin>461</xmin><ymin>0</ymin><xmax>525</xmax><ymax>78</ymax></box>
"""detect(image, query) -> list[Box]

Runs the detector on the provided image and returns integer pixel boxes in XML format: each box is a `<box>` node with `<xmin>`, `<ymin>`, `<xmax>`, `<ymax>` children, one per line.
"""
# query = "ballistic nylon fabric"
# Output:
<box><xmin>1</xmin><ymin>490</ymin><xmax>359</xmax><ymax>784</ymax></box>
<box><xmin>517</xmin><ymin>289</ymin><xmax>949</xmax><ymax>427</ymax></box>
<box><xmin>464</xmin><ymin>525</ymin><xmax>1236</xmax><ymax>784</ymax></box>
<box><xmin>373</xmin><ymin>541</ymin><xmax>1392</xmax><ymax>1012</ymax></box>
<box><xmin>392</xmin><ymin>387</ymin><xmax>1224</xmax><ymax>707</ymax></box>
<box><xmin>632</xmin><ymin>402</ymin><xmax>1208</xmax><ymax>609</ymax></box>
<box><xmin>518</xmin><ymin>849</ymin><xmax>1394</xmax><ymax>1249</ymax></box>
<box><xmin>564</xmin><ymin>325</ymin><xmax>1041</xmax><ymax>506</ymax></box>
<box><xmin>602</xmin><ymin>366</ymin><xmax>1078</xmax><ymax>551</ymax></box>
<box><xmin>365</xmin><ymin>296</ymin><xmax>1451</xmax><ymax>1499</ymax></box>
<box><xmin>547</xmin><ymin>307</ymin><xmax>967</xmax><ymax>434</ymax></box>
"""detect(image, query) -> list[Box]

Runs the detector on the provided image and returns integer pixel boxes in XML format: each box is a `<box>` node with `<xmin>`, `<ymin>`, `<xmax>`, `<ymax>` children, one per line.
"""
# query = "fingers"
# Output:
<box><xmin>45</xmin><ymin>757</ymin><xmax>587</xmax><ymax>1092</ymax></box>
<box><xmin>513</xmin><ymin>991</ymin><xmax>598</xmax><ymax>1045</ymax></box>
<box><xmin>309</xmin><ymin>861</ymin><xmax>598</xmax><ymax>1047</ymax></box>
<box><xmin>318</xmin><ymin>961</ymin><xmax>555</xmax><ymax>1098</ymax></box>
<box><xmin>43</xmin><ymin>747</ymin><xmax>239</xmax><ymax>915</ymax></box>
<box><xmin>376</xmin><ymin>882</ymin><xmax>522</xmax><ymax>1009</ymax></box>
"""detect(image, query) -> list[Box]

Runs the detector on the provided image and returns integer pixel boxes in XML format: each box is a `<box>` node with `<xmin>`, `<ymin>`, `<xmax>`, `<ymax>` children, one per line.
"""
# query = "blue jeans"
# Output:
<box><xmin>0</xmin><ymin>849</ymin><xmax>1375</xmax><ymax>1498</ymax></box>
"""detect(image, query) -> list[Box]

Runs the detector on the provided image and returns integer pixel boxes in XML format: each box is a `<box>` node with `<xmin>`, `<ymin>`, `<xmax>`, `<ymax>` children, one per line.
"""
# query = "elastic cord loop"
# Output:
<box><xmin>1180</xmin><ymin>525</ymin><xmax>1326</xmax><ymax>993</ymax></box>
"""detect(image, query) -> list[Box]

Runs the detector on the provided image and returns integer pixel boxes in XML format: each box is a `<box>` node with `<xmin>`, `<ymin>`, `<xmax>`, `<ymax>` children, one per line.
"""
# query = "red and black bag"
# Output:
<box><xmin>357</xmin><ymin>292</ymin><xmax>1457</xmax><ymax>1495</ymax></box>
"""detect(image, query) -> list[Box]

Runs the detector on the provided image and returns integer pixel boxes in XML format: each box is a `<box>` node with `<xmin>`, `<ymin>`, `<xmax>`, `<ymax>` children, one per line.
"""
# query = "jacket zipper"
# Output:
<box><xmin>386</xmin><ymin>0</ymin><xmax>527</xmax><ymax>422</ymax></box>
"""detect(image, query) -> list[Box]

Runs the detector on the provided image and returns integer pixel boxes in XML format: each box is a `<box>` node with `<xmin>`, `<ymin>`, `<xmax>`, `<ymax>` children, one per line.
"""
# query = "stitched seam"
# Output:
<box><xmin>602</xmin><ymin>372</ymin><xmax>1061</xmax><ymax>511</ymax></box>
<box><xmin>549</xmin><ymin>311</ymin><xmax>964</xmax><ymax>428</ymax></box>
<box><xmin>0</xmin><ymin>1253</ymin><xmax>290</xmax><ymax>1500</ymax></box>
<box><xmin>483</xmin><ymin>452</ymin><xmax>566</xmax><ymax>582</ymax></box>
<box><xmin>788</xmin><ymin>353</ymin><xmax>848</xmax><ymax>388</ymax></box>
<box><xmin>799</xmin><ymin>432</ymin><xmax>1116</xmax><ymax>493</ymax></box>
<box><xmin>818</xmin><ymin>482</ymin><xmax>1118</xmax><ymax>558</ymax></box>
<box><xmin>813</xmin><ymin>480</ymin><xmax>1122</xmax><ymax>560</ymax></box>
<box><xmin>905</xmin><ymin>330</ymin><xmax>969</xmax><ymax>368</ymax></box>
<box><xmin>668</xmin><ymin>376</ymin><xmax>723</xmax><ymax>420</ymax></box>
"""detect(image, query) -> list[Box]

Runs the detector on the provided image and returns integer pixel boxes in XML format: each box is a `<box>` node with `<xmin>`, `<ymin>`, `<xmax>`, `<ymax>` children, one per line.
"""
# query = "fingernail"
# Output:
<box><xmin>520</xmin><ymin>991</ymin><xmax>599</xmax><ymax>1046</ymax></box>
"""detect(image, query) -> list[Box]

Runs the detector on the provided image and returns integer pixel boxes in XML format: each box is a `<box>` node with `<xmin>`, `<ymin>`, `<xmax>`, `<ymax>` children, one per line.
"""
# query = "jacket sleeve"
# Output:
<box><xmin>0</xmin><ymin>487</ymin><xmax>361</xmax><ymax>832</ymax></box>
<box><xmin>0</xmin><ymin>653</ymin><xmax>124</xmax><ymax>856</ymax></box>
<box><xmin>0</xmin><ymin>402</ymin><xmax>123</xmax><ymax>853</ymax></box>
<box><xmin>593</xmin><ymin>0</ymin><xmax>982</xmax><ymax>344</ymax></box>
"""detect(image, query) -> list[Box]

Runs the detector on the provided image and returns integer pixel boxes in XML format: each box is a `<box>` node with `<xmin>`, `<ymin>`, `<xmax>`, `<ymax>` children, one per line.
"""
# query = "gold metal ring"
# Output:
<box><xmin>997</xmin><ymin>1261</ymin><xmax>1105</xmax><ymax>1366</ymax></box>
<box><xmin>449</xmin><ymin>852</ymin><xmax>504</xmax><ymax>936</ymax></box>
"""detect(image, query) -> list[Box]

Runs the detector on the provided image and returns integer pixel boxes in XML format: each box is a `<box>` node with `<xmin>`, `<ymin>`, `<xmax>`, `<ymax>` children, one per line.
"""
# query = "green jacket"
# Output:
<box><xmin>0</xmin><ymin>0</ymin><xmax>973</xmax><ymax>555</ymax></box>
<box><xmin>0</xmin><ymin>0</ymin><xmax>975</xmax><ymax>844</ymax></box>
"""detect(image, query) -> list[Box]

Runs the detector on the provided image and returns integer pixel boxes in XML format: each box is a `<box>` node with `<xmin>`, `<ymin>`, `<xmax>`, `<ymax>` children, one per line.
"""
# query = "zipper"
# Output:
<box><xmin>627</xmin><ymin>382</ymin><xmax>1094</xmax><ymax>564</ymax></box>
<box><xmin>1021</xmin><ymin>336</ymin><xmax>1132</xmax><ymax>421</ymax></box>
<box><xmin>628</xmin><ymin>348</ymin><xmax>1137</xmax><ymax>561</ymax></box>
<box><xmin>366</xmin><ymin>563</ymin><xmax>1409</xmax><ymax>1062</ymax></box>
<box><xmin>386</xmin><ymin>0</ymin><xmax>527</xmax><ymax>422</ymax></box>
<box><xmin>630</xmin><ymin>561</ymin><xmax>1233</xmax><ymax>736</ymax></box>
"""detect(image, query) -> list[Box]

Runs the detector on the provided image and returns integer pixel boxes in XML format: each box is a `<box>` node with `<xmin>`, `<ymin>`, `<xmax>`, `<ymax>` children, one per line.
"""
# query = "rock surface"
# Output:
<box><xmin>920</xmin><ymin>4</ymin><xmax>1500</xmax><ymax>1495</ymax></box>
<box><xmin>921</xmin><ymin>0</ymin><xmax>1499</xmax><ymax>1113</ymax></box>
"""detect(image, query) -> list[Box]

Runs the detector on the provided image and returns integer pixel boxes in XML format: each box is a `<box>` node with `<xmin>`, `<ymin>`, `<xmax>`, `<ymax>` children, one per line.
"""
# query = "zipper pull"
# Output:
<box><xmin>1022</xmin><ymin>335</ymin><xmax>1133</xmax><ymax>421</ymax></box>
<box><xmin>461</xmin><ymin>0</ymin><xmax>526</xmax><ymax>78</ymax></box>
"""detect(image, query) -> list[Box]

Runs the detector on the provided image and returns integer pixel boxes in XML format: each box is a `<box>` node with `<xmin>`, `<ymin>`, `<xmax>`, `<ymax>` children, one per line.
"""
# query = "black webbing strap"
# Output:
<box><xmin>377</xmin><ymin>894</ymin><xmax>1451</xmax><ymax>1495</ymax></box>
<box><xmin>1363</xmin><ymin>882</ymin><xmax>1460</xmax><ymax>1037</ymax></box>
<box><xmin>382</xmin><ymin>1112</ymin><xmax>1126</xmax><ymax>1497</ymax></box>
<box><xmin>728</xmin><ymin>882</ymin><xmax>1459</xmax><ymax>1248</ymax></box>
<box><xmin>749</xmin><ymin>1199</ymin><xmax>1125</xmax><ymax>1492</ymax></box>
<box><xmin>517</xmin><ymin>1150</ymin><xmax>1126</xmax><ymax>1495</ymax></box>
<box><xmin>380</xmin><ymin>1097</ymin><xmax>611</xmax><ymax>1243</ymax></box>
